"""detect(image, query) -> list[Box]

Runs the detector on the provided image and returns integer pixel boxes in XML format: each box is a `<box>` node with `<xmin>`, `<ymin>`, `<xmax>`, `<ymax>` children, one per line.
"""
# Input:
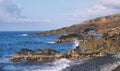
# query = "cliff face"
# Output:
<box><xmin>79</xmin><ymin>27</ymin><xmax>120</xmax><ymax>54</ymax></box>
<box><xmin>29</xmin><ymin>14</ymin><xmax>120</xmax><ymax>36</ymax></box>
<box><xmin>29</xmin><ymin>24</ymin><xmax>97</xmax><ymax>36</ymax></box>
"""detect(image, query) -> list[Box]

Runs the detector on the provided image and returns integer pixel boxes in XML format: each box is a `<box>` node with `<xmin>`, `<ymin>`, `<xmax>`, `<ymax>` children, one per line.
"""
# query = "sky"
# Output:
<box><xmin>0</xmin><ymin>0</ymin><xmax>120</xmax><ymax>31</ymax></box>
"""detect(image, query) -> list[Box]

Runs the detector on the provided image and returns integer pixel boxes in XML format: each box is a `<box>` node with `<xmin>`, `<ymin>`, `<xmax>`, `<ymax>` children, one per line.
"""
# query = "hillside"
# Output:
<box><xmin>29</xmin><ymin>14</ymin><xmax>120</xmax><ymax>36</ymax></box>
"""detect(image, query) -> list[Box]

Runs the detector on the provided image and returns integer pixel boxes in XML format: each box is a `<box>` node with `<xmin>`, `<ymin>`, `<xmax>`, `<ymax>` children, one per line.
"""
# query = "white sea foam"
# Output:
<box><xmin>0</xmin><ymin>57</ymin><xmax>11</xmax><ymax>63</ymax></box>
<box><xmin>34</xmin><ymin>58</ymin><xmax>71</xmax><ymax>71</ymax></box>
<box><xmin>47</xmin><ymin>41</ymin><xmax>55</xmax><ymax>44</ymax></box>
<box><xmin>3</xmin><ymin>58</ymin><xmax>71</xmax><ymax>71</ymax></box>
<box><xmin>21</xmin><ymin>34</ymin><xmax>28</xmax><ymax>36</ymax></box>
<box><xmin>53</xmin><ymin>58</ymin><xmax>71</xmax><ymax>71</ymax></box>
<box><xmin>73</xmin><ymin>39</ymin><xmax>79</xmax><ymax>49</ymax></box>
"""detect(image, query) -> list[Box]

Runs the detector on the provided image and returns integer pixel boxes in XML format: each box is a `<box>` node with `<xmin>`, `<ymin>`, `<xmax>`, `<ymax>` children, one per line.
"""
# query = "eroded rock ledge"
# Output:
<box><xmin>10</xmin><ymin>48</ymin><xmax>105</xmax><ymax>62</ymax></box>
<box><xmin>10</xmin><ymin>48</ymin><xmax>63</xmax><ymax>62</ymax></box>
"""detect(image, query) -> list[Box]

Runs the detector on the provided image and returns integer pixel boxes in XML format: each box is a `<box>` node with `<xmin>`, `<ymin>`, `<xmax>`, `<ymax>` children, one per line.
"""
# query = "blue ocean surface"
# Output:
<box><xmin>0</xmin><ymin>31</ymin><xmax>74</xmax><ymax>71</ymax></box>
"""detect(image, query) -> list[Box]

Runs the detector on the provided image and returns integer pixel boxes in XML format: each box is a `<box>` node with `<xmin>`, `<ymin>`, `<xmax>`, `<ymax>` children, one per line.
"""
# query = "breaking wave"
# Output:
<box><xmin>21</xmin><ymin>34</ymin><xmax>28</xmax><ymax>36</ymax></box>
<box><xmin>2</xmin><ymin>58</ymin><xmax>71</xmax><ymax>71</ymax></box>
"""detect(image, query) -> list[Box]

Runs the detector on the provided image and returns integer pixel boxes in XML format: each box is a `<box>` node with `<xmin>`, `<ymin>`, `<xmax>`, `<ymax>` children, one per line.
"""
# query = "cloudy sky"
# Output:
<box><xmin>0</xmin><ymin>0</ymin><xmax>120</xmax><ymax>31</ymax></box>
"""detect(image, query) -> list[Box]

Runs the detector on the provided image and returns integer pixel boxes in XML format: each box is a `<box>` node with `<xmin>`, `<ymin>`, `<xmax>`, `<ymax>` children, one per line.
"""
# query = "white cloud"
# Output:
<box><xmin>101</xmin><ymin>0</ymin><xmax>120</xmax><ymax>9</ymax></box>
<box><xmin>0</xmin><ymin>0</ymin><xmax>49</xmax><ymax>24</ymax></box>
<box><xmin>1</xmin><ymin>0</ymin><xmax>119</xmax><ymax>30</ymax></box>
<box><xmin>85</xmin><ymin>5</ymin><xmax>119</xmax><ymax>18</ymax></box>
<box><xmin>86</xmin><ymin>0</ymin><xmax>120</xmax><ymax>18</ymax></box>
<box><xmin>62</xmin><ymin>0</ymin><xmax>120</xmax><ymax>23</ymax></box>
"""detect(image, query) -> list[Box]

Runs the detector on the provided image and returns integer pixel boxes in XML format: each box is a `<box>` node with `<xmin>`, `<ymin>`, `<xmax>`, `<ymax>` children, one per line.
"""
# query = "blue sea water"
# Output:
<box><xmin>0</xmin><ymin>31</ymin><xmax>74</xmax><ymax>71</ymax></box>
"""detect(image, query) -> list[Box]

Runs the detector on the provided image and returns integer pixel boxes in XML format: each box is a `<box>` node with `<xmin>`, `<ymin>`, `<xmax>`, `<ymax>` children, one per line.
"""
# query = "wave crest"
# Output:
<box><xmin>21</xmin><ymin>34</ymin><xmax>28</xmax><ymax>36</ymax></box>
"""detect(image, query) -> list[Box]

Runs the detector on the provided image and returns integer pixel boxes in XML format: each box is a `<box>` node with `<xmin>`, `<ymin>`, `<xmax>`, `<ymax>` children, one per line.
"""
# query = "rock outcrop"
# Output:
<box><xmin>55</xmin><ymin>33</ymin><xmax>84</xmax><ymax>43</ymax></box>
<box><xmin>11</xmin><ymin>46</ymin><xmax>107</xmax><ymax>62</ymax></box>
<box><xmin>10</xmin><ymin>48</ymin><xmax>104</xmax><ymax>62</ymax></box>
<box><xmin>10</xmin><ymin>48</ymin><xmax>63</xmax><ymax>62</ymax></box>
<box><xmin>79</xmin><ymin>27</ymin><xmax>120</xmax><ymax>54</ymax></box>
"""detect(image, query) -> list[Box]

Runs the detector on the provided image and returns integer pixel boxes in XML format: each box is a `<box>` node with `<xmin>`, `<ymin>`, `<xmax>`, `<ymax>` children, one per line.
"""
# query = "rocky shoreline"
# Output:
<box><xmin>63</xmin><ymin>54</ymin><xmax>120</xmax><ymax>71</ymax></box>
<box><xmin>10</xmin><ymin>48</ymin><xmax>105</xmax><ymax>62</ymax></box>
<box><xmin>10</xmin><ymin>21</ymin><xmax>120</xmax><ymax>71</ymax></box>
<box><xmin>10</xmin><ymin>48</ymin><xmax>63</xmax><ymax>62</ymax></box>
<box><xmin>113</xmin><ymin>65</ymin><xmax>120</xmax><ymax>71</ymax></box>
<box><xmin>10</xmin><ymin>14</ymin><xmax>120</xmax><ymax>71</ymax></box>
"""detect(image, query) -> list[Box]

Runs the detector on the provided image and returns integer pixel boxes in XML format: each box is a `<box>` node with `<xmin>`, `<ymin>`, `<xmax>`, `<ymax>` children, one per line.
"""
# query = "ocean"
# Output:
<box><xmin>0</xmin><ymin>31</ymin><xmax>75</xmax><ymax>71</ymax></box>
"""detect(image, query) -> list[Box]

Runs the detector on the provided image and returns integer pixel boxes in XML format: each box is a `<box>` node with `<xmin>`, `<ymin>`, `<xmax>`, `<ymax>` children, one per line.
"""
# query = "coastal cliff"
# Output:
<box><xmin>10</xmin><ymin>14</ymin><xmax>120</xmax><ymax>71</ymax></box>
<box><xmin>13</xmin><ymin>31</ymin><xmax>118</xmax><ymax>62</ymax></box>
<box><xmin>28</xmin><ymin>14</ymin><xmax>120</xmax><ymax>36</ymax></box>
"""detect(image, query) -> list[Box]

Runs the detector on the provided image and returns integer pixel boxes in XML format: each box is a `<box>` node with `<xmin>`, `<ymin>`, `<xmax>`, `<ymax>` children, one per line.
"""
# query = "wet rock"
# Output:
<box><xmin>15</xmin><ymin>48</ymin><xmax>33</xmax><ymax>55</ymax></box>
<box><xmin>10</xmin><ymin>48</ymin><xmax>63</xmax><ymax>62</ymax></box>
<box><xmin>32</xmin><ymin>49</ymin><xmax>43</xmax><ymax>55</ymax></box>
<box><xmin>113</xmin><ymin>65</ymin><xmax>120</xmax><ymax>71</ymax></box>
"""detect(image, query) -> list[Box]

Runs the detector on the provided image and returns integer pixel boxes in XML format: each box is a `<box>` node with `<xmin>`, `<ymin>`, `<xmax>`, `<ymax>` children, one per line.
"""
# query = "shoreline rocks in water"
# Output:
<box><xmin>10</xmin><ymin>27</ymin><xmax>120</xmax><ymax>62</ymax></box>
<box><xmin>10</xmin><ymin>48</ymin><xmax>63</xmax><ymax>62</ymax></box>
<box><xmin>10</xmin><ymin>48</ymin><xmax>106</xmax><ymax>62</ymax></box>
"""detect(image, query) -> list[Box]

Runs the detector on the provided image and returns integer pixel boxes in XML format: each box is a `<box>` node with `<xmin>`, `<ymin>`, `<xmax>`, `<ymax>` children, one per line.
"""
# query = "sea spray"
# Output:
<box><xmin>46</xmin><ymin>41</ymin><xmax>55</xmax><ymax>44</ymax></box>
<box><xmin>34</xmin><ymin>58</ymin><xmax>71</xmax><ymax>71</ymax></box>
<box><xmin>0</xmin><ymin>57</ymin><xmax>11</xmax><ymax>63</ymax></box>
<box><xmin>73</xmin><ymin>38</ymin><xmax>79</xmax><ymax>49</ymax></box>
<box><xmin>0</xmin><ymin>31</ymin><xmax>74</xmax><ymax>71</ymax></box>
<box><xmin>21</xmin><ymin>34</ymin><xmax>28</xmax><ymax>36</ymax></box>
<box><xmin>53</xmin><ymin>58</ymin><xmax>71</xmax><ymax>71</ymax></box>
<box><xmin>3</xmin><ymin>58</ymin><xmax>71</xmax><ymax>71</ymax></box>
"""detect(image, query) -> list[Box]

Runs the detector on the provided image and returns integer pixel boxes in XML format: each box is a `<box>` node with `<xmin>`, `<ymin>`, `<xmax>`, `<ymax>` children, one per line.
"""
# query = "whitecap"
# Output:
<box><xmin>21</xmin><ymin>34</ymin><xmax>28</xmax><ymax>36</ymax></box>
<box><xmin>47</xmin><ymin>42</ymin><xmax>55</xmax><ymax>44</ymax></box>
<box><xmin>73</xmin><ymin>39</ymin><xmax>79</xmax><ymax>49</ymax></box>
<box><xmin>0</xmin><ymin>57</ymin><xmax>11</xmax><ymax>63</ymax></box>
<box><xmin>53</xmin><ymin>58</ymin><xmax>71</xmax><ymax>68</ymax></box>
<box><xmin>33</xmin><ymin>58</ymin><xmax>71</xmax><ymax>71</ymax></box>
<box><xmin>3</xmin><ymin>59</ymin><xmax>71</xmax><ymax>71</ymax></box>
